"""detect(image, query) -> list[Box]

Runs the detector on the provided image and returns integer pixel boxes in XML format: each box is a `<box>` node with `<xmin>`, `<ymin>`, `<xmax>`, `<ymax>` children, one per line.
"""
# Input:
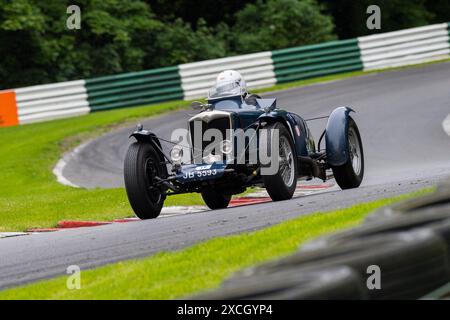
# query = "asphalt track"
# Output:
<box><xmin>1</xmin><ymin>62</ymin><xmax>450</xmax><ymax>290</ymax></box>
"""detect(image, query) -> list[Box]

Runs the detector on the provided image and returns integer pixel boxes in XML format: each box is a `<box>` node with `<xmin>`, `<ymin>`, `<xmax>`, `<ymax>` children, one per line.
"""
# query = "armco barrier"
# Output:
<box><xmin>179</xmin><ymin>51</ymin><xmax>276</xmax><ymax>100</ymax></box>
<box><xmin>1</xmin><ymin>23</ymin><xmax>450</xmax><ymax>127</ymax></box>
<box><xmin>15</xmin><ymin>80</ymin><xmax>90</xmax><ymax>124</ymax></box>
<box><xmin>358</xmin><ymin>23</ymin><xmax>450</xmax><ymax>71</ymax></box>
<box><xmin>273</xmin><ymin>39</ymin><xmax>363</xmax><ymax>83</ymax></box>
<box><xmin>85</xmin><ymin>66</ymin><xmax>183</xmax><ymax>111</ymax></box>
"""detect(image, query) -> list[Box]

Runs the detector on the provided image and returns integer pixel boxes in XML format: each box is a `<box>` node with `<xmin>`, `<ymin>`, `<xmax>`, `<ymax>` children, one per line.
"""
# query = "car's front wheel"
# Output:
<box><xmin>262</xmin><ymin>122</ymin><xmax>298</xmax><ymax>201</ymax></box>
<box><xmin>124</xmin><ymin>142</ymin><xmax>167</xmax><ymax>219</ymax></box>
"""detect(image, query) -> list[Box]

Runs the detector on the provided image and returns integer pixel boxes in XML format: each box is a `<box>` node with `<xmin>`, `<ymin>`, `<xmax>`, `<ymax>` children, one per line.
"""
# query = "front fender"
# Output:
<box><xmin>257</xmin><ymin>111</ymin><xmax>304</xmax><ymax>156</ymax></box>
<box><xmin>258</xmin><ymin>111</ymin><xmax>293</xmax><ymax>137</ymax></box>
<box><xmin>325</xmin><ymin>107</ymin><xmax>354</xmax><ymax>166</ymax></box>
<box><xmin>130</xmin><ymin>129</ymin><xmax>168</xmax><ymax>162</ymax></box>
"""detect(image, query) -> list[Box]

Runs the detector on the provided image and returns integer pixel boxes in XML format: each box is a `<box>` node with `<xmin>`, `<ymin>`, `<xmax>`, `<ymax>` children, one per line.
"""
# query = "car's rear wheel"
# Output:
<box><xmin>331</xmin><ymin>117</ymin><xmax>364</xmax><ymax>189</ymax></box>
<box><xmin>201</xmin><ymin>190</ymin><xmax>231</xmax><ymax>209</ymax></box>
<box><xmin>262</xmin><ymin>123</ymin><xmax>298</xmax><ymax>201</ymax></box>
<box><xmin>124</xmin><ymin>142</ymin><xmax>167</xmax><ymax>219</ymax></box>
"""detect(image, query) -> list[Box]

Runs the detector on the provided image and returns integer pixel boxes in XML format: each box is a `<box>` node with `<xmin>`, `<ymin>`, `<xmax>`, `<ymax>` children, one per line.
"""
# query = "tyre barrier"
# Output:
<box><xmin>193</xmin><ymin>266</ymin><xmax>367</xmax><ymax>300</ymax></box>
<box><xmin>422</xmin><ymin>281</ymin><xmax>450</xmax><ymax>299</ymax></box>
<box><xmin>194</xmin><ymin>180</ymin><xmax>450</xmax><ymax>300</ymax></box>
<box><xmin>365</xmin><ymin>188</ymin><xmax>450</xmax><ymax>222</ymax></box>
<box><xmin>303</xmin><ymin>206</ymin><xmax>450</xmax><ymax>252</ymax></box>
<box><xmin>358</xmin><ymin>23</ymin><xmax>450</xmax><ymax>71</ymax></box>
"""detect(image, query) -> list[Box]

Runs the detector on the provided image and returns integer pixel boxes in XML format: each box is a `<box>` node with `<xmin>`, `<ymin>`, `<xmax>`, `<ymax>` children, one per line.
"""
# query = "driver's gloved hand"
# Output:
<box><xmin>244</xmin><ymin>93</ymin><xmax>261</xmax><ymax>106</ymax></box>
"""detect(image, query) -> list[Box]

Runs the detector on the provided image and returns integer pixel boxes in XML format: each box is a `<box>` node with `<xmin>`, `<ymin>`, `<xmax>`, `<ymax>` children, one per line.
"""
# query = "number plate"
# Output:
<box><xmin>176</xmin><ymin>163</ymin><xmax>227</xmax><ymax>183</ymax></box>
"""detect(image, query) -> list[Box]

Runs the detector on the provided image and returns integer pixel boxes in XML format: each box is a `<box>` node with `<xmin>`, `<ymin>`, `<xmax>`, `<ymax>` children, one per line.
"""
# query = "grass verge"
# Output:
<box><xmin>0</xmin><ymin>100</ymin><xmax>207</xmax><ymax>232</ymax></box>
<box><xmin>0</xmin><ymin>58</ymin><xmax>448</xmax><ymax>232</ymax></box>
<box><xmin>0</xmin><ymin>189</ymin><xmax>431</xmax><ymax>299</ymax></box>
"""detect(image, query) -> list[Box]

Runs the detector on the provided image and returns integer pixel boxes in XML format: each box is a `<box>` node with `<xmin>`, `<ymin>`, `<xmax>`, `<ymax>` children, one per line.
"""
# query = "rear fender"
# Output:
<box><xmin>325</xmin><ymin>107</ymin><xmax>354</xmax><ymax>166</ymax></box>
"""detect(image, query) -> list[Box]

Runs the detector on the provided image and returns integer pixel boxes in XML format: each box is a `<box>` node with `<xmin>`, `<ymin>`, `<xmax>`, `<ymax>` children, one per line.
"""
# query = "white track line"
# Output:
<box><xmin>53</xmin><ymin>157</ymin><xmax>79</xmax><ymax>188</ymax></box>
<box><xmin>53</xmin><ymin>141</ymin><xmax>91</xmax><ymax>188</ymax></box>
<box><xmin>160</xmin><ymin>206</ymin><xmax>208</xmax><ymax>218</ymax></box>
<box><xmin>443</xmin><ymin>113</ymin><xmax>450</xmax><ymax>137</ymax></box>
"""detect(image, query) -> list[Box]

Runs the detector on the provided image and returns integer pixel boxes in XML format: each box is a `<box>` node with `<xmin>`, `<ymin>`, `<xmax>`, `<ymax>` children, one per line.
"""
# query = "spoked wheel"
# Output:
<box><xmin>124</xmin><ymin>142</ymin><xmax>167</xmax><ymax>219</ymax></box>
<box><xmin>262</xmin><ymin>122</ymin><xmax>298</xmax><ymax>201</ymax></box>
<box><xmin>331</xmin><ymin>117</ymin><xmax>364</xmax><ymax>189</ymax></box>
<box><xmin>279</xmin><ymin>135</ymin><xmax>296</xmax><ymax>187</ymax></box>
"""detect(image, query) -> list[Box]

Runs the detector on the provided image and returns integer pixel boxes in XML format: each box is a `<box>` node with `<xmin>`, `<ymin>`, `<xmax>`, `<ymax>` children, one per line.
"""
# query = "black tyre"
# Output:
<box><xmin>366</xmin><ymin>189</ymin><xmax>450</xmax><ymax>222</ymax></box>
<box><xmin>193</xmin><ymin>266</ymin><xmax>366</xmax><ymax>300</ymax></box>
<box><xmin>229</xmin><ymin>231</ymin><xmax>450</xmax><ymax>299</ymax></box>
<box><xmin>303</xmin><ymin>209</ymin><xmax>450</xmax><ymax>252</ymax></box>
<box><xmin>331</xmin><ymin>117</ymin><xmax>364</xmax><ymax>190</ymax></box>
<box><xmin>201</xmin><ymin>190</ymin><xmax>231</xmax><ymax>210</ymax></box>
<box><xmin>262</xmin><ymin>122</ymin><xmax>298</xmax><ymax>201</ymax></box>
<box><xmin>124</xmin><ymin>142</ymin><xmax>167</xmax><ymax>219</ymax></box>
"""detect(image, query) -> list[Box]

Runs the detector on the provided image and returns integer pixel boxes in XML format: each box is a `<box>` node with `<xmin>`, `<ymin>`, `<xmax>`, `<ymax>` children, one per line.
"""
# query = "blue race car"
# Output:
<box><xmin>124</xmin><ymin>71</ymin><xmax>363</xmax><ymax>219</ymax></box>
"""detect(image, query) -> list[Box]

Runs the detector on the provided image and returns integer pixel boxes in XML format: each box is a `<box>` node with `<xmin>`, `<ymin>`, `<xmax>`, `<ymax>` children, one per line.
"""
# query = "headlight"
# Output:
<box><xmin>170</xmin><ymin>145</ymin><xmax>183</xmax><ymax>164</ymax></box>
<box><xmin>220</xmin><ymin>140</ymin><xmax>233</xmax><ymax>155</ymax></box>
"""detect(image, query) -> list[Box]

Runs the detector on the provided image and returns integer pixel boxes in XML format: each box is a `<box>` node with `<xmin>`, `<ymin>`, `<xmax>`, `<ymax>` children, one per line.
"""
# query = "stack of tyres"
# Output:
<box><xmin>197</xmin><ymin>180</ymin><xmax>450</xmax><ymax>300</ymax></box>
<box><xmin>222</xmin><ymin>231</ymin><xmax>450</xmax><ymax>299</ymax></box>
<box><xmin>303</xmin><ymin>208</ymin><xmax>450</xmax><ymax>252</ymax></box>
<box><xmin>365</xmin><ymin>188</ymin><xmax>450</xmax><ymax>222</ymax></box>
<box><xmin>193</xmin><ymin>266</ymin><xmax>367</xmax><ymax>300</ymax></box>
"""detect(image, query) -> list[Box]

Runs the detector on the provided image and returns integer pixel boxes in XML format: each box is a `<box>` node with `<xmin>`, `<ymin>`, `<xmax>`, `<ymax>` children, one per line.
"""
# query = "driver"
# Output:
<box><xmin>209</xmin><ymin>70</ymin><xmax>261</xmax><ymax>106</ymax></box>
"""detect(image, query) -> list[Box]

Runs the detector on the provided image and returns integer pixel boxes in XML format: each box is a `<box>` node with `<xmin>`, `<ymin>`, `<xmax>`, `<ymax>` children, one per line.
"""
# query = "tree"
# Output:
<box><xmin>4</xmin><ymin>0</ymin><xmax>442</xmax><ymax>90</ymax></box>
<box><xmin>0</xmin><ymin>0</ymin><xmax>163</xmax><ymax>89</ymax></box>
<box><xmin>319</xmin><ymin>0</ymin><xmax>436</xmax><ymax>39</ymax></box>
<box><xmin>151</xmin><ymin>18</ymin><xmax>228</xmax><ymax>66</ymax></box>
<box><xmin>233</xmin><ymin>0</ymin><xmax>336</xmax><ymax>53</ymax></box>
<box><xmin>147</xmin><ymin>0</ymin><xmax>256</xmax><ymax>27</ymax></box>
<box><xmin>425</xmin><ymin>0</ymin><xmax>450</xmax><ymax>24</ymax></box>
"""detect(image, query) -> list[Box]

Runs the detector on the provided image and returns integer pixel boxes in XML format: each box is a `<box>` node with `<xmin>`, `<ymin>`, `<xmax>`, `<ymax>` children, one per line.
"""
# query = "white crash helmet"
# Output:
<box><xmin>208</xmin><ymin>70</ymin><xmax>247</xmax><ymax>100</ymax></box>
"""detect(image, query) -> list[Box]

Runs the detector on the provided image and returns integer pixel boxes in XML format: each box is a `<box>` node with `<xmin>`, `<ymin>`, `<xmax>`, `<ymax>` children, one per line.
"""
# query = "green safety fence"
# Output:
<box><xmin>272</xmin><ymin>39</ymin><xmax>363</xmax><ymax>84</ymax></box>
<box><xmin>85</xmin><ymin>66</ymin><xmax>183</xmax><ymax>112</ymax></box>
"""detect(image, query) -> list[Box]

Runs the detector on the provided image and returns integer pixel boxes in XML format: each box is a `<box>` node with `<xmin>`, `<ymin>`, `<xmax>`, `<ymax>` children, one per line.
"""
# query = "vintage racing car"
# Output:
<box><xmin>123</xmin><ymin>90</ymin><xmax>364</xmax><ymax>219</ymax></box>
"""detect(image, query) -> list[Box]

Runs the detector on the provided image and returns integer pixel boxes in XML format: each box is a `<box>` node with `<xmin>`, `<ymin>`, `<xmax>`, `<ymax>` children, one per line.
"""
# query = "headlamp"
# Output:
<box><xmin>170</xmin><ymin>145</ymin><xmax>183</xmax><ymax>164</ymax></box>
<box><xmin>220</xmin><ymin>140</ymin><xmax>233</xmax><ymax>155</ymax></box>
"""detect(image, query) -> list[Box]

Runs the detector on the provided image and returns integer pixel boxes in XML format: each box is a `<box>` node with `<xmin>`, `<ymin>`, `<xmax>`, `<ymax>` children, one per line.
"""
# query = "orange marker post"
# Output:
<box><xmin>0</xmin><ymin>90</ymin><xmax>19</xmax><ymax>127</ymax></box>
